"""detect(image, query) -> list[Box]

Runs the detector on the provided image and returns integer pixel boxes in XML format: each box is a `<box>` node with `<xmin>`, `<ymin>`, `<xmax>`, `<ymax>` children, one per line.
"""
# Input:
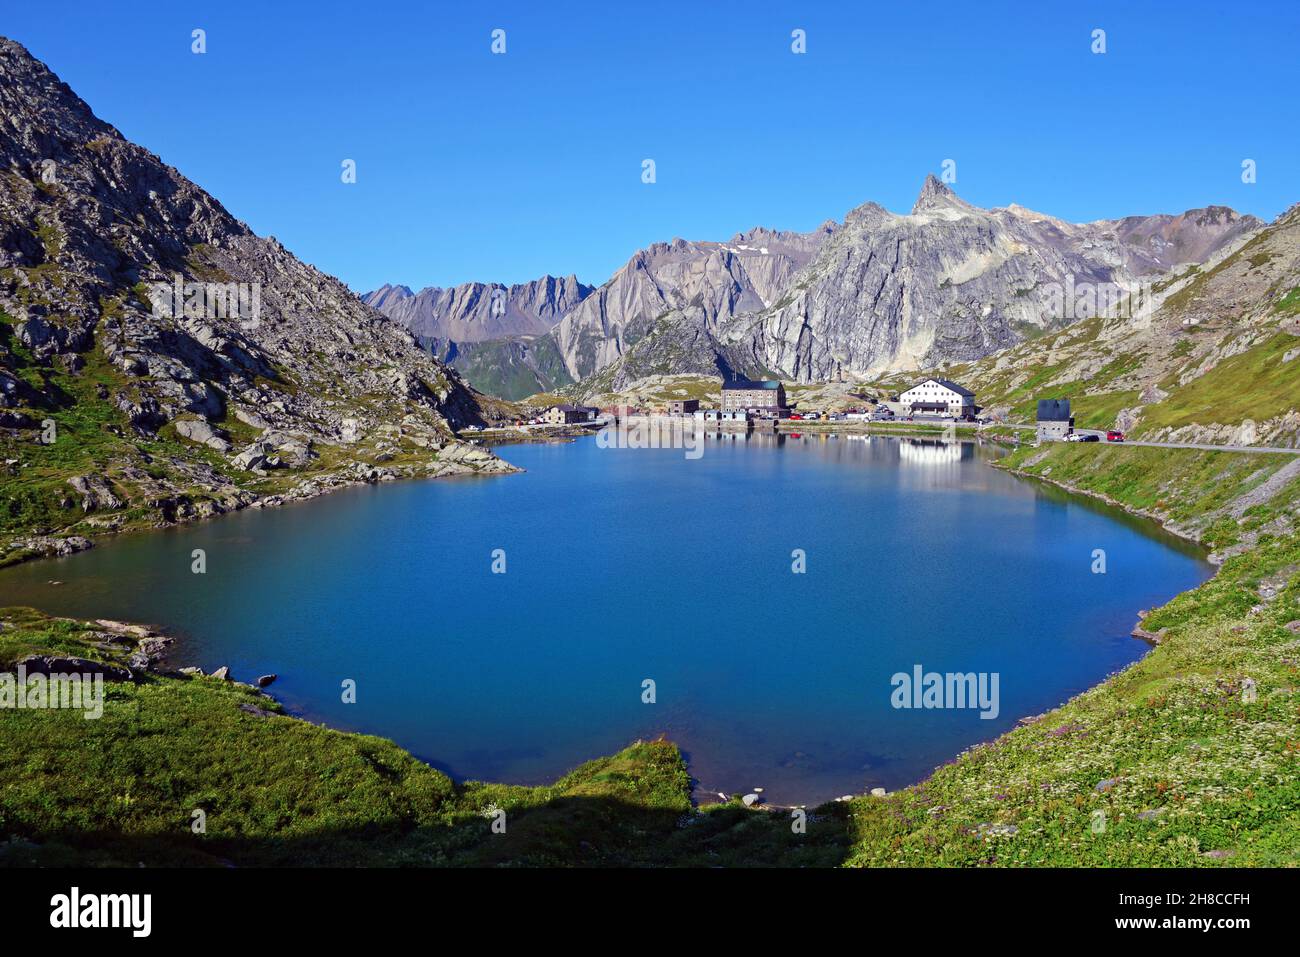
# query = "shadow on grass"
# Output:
<box><xmin>1</xmin><ymin>793</ymin><xmax>856</xmax><ymax>869</ymax></box>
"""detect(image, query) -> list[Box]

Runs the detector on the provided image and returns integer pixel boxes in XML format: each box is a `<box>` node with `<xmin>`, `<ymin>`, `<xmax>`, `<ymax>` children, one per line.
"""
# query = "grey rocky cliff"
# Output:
<box><xmin>551</xmin><ymin>225</ymin><xmax>835</xmax><ymax>384</ymax></box>
<box><xmin>720</xmin><ymin>176</ymin><xmax>1262</xmax><ymax>382</ymax></box>
<box><xmin>0</xmin><ymin>36</ymin><xmax>511</xmax><ymax>555</ymax></box>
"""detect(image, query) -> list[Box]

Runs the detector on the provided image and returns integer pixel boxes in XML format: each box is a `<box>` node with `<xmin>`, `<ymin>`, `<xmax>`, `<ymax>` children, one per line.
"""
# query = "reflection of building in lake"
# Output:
<box><xmin>897</xmin><ymin>438</ymin><xmax>965</xmax><ymax>467</ymax></box>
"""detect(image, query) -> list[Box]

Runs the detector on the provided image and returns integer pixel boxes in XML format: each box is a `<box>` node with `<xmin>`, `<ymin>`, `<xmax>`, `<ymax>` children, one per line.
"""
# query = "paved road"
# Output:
<box><xmin>1067</xmin><ymin>428</ymin><xmax>1300</xmax><ymax>455</ymax></box>
<box><xmin>906</xmin><ymin>419</ymin><xmax>1300</xmax><ymax>455</ymax></box>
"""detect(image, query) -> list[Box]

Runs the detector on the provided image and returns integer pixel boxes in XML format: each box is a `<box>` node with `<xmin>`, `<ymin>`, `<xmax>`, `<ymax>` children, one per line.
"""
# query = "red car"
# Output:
<box><xmin>1106</xmin><ymin>430</ymin><xmax>1125</xmax><ymax>442</ymax></box>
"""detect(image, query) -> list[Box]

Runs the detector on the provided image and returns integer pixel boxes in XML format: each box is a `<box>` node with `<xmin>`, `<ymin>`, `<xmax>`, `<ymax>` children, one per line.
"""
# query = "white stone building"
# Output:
<box><xmin>899</xmin><ymin>378</ymin><xmax>976</xmax><ymax>417</ymax></box>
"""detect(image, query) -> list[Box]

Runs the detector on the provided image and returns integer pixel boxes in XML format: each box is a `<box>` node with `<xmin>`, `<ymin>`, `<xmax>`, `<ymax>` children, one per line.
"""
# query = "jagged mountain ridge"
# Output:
<box><xmin>0</xmin><ymin>36</ymin><xmax>507</xmax><ymax>557</ymax></box>
<box><xmin>719</xmin><ymin>176</ymin><xmax>1262</xmax><ymax>385</ymax></box>
<box><xmin>361</xmin><ymin>273</ymin><xmax>593</xmax><ymax>344</ymax></box>
<box><xmin>367</xmin><ymin>176</ymin><xmax>1260</xmax><ymax>399</ymax></box>
<box><xmin>365</xmin><ymin>223</ymin><xmax>835</xmax><ymax>399</ymax></box>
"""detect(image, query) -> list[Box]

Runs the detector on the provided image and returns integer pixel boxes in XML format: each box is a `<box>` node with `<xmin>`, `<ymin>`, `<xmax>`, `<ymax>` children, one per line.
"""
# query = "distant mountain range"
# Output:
<box><xmin>363</xmin><ymin>274</ymin><xmax>592</xmax><ymax>345</ymax></box>
<box><xmin>367</xmin><ymin>178</ymin><xmax>1262</xmax><ymax>400</ymax></box>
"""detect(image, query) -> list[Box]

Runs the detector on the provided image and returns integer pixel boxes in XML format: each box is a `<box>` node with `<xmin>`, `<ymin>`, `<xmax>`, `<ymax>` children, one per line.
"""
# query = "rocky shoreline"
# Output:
<box><xmin>1</xmin><ymin>440</ymin><xmax>517</xmax><ymax>569</ymax></box>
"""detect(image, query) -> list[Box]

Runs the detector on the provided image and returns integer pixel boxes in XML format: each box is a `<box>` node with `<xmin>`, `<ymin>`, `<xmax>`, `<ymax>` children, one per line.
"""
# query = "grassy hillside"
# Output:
<box><xmin>930</xmin><ymin>207</ymin><xmax>1300</xmax><ymax>444</ymax></box>
<box><xmin>449</xmin><ymin>334</ymin><xmax>576</xmax><ymax>402</ymax></box>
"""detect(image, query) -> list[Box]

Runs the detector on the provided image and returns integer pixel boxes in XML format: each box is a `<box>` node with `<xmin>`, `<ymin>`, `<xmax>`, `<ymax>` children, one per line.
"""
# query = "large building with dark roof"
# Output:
<box><xmin>899</xmin><ymin>378</ymin><xmax>975</xmax><ymax>417</ymax></box>
<box><xmin>721</xmin><ymin>378</ymin><xmax>786</xmax><ymax>413</ymax></box>
<box><xmin>541</xmin><ymin>404</ymin><xmax>599</xmax><ymax>425</ymax></box>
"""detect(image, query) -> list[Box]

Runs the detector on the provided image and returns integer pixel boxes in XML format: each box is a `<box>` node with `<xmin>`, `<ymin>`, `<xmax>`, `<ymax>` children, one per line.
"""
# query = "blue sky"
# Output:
<box><xmin>6</xmin><ymin>1</ymin><xmax>1297</xmax><ymax>293</ymax></box>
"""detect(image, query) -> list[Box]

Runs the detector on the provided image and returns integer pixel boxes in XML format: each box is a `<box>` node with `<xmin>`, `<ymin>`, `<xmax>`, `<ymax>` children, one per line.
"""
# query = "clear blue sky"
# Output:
<box><xmin>6</xmin><ymin>1</ymin><xmax>1297</xmax><ymax>293</ymax></box>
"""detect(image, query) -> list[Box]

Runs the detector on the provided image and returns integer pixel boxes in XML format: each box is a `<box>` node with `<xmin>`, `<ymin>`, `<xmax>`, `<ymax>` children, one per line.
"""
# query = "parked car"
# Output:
<box><xmin>1080</xmin><ymin>433</ymin><xmax>1100</xmax><ymax>442</ymax></box>
<box><xmin>1065</xmin><ymin>432</ymin><xmax>1084</xmax><ymax>442</ymax></box>
<box><xmin>1106</xmin><ymin>430</ymin><xmax>1125</xmax><ymax>442</ymax></box>
<box><xmin>789</xmin><ymin>414</ymin><xmax>803</xmax><ymax>420</ymax></box>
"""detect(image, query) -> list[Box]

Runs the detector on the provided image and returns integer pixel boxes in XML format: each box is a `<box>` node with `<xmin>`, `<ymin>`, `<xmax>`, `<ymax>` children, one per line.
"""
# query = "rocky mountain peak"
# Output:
<box><xmin>911</xmin><ymin>174</ymin><xmax>958</xmax><ymax>213</ymax></box>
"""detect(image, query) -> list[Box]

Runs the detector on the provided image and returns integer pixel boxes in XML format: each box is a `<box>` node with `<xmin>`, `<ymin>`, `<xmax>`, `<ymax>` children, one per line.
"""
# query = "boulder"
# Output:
<box><xmin>67</xmin><ymin>474</ymin><xmax>122</xmax><ymax>512</ymax></box>
<box><xmin>210</xmin><ymin>666</ymin><xmax>231</xmax><ymax>681</ymax></box>
<box><xmin>231</xmin><ymin>447</ymin><xmax>268</xmax><ymax>472</ymax></box>
<box><xmin>255</xmin><ymin>674</ymin><xmax>277</xmax><ymax>688</ymax></box>
<box><xmin>173</xmin><ymin>418</ymin><xmax>232</xmax><ymax>452</ymax></box>
<box><xmin>94</xmin><ymin>619</ymin><xmax>153</xmax><ymax>638</ymax></box>
<box><xmin>0</xmin><ymin>410</ymin><xmax>37</xmax><ymax>429</ymax></box>
<box><xmin>233</xmin><ymin>407</ymin><xmax>270</xmax><ymax>430</ymax></box>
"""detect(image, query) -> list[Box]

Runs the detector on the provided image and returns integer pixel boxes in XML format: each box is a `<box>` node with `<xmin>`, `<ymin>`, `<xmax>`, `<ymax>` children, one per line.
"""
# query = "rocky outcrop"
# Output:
<box><xmin>4</xmin><ymin>535</ymin><xmax>93</xmax><ymax>561</ymax></box>
<box><xmin>67</xmin><ymin>475</ymin><xmax>122</xmax><ymax>512</ymax></box>
<box><xmin>0</xmin><ymin>36</ymin><xmax>513</xmax><ymax>556</ymax></box>
<box><xmin>15</xmin><ymin>654</ymin><xmax>133</xmax><ymax>682</ymax></box>
<box><xmin>174</xmin><ymin>418</ymin><xmax>231</xmax><ymax>452</ymax></box>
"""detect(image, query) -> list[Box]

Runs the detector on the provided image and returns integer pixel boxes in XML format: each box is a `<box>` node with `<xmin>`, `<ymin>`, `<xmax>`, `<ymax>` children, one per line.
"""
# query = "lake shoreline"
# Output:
<box><xmin>0</xmin><ymin>435</ymin><xmax>1212</xmax><ymax>809</ymax></box>
<box><xmin>0</xmin><ymin>441</ymin><xmax>519</xmax><ymax>571</ymax></box>
<box><xmin>993</xmin><ymin>461</ymin><xmax>1211</xmax><ymax>554</ymax></box>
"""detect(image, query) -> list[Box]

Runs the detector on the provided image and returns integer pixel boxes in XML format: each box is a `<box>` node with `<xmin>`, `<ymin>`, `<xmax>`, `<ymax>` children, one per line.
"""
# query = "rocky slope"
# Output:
<box><xmin>947</xmin><ymin>202</ymin><xmax>1300</xmax><ymax>446</ymax></box>
<box><xmin>714</xmin><ymin>177</ymin><xmax>1261</xmax><ymax>384</ymax></box>
<box><xmin>550</xmin><ymin>225</ymin><xmax>835</xmax><ymax>383</ymax></box>
<box><xmin>0</xmin><ymin>36</ymin><xmax>510</xmax><ymax>563</ymax></box>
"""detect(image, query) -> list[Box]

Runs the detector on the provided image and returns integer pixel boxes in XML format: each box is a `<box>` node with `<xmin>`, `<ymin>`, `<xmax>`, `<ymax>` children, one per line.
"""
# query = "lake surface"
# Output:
<box><xmin>0</xmin><ymin>433</ymin><xmax>1210</xmax><ymax>804</ymax></box>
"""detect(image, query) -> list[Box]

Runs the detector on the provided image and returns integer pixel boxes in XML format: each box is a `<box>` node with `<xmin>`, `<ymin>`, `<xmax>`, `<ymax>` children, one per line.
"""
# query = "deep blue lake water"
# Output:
<box><xmin>0</xmin><ymin>433</ymin><xmax>1210</xmax><ymax>803</ymax></box>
